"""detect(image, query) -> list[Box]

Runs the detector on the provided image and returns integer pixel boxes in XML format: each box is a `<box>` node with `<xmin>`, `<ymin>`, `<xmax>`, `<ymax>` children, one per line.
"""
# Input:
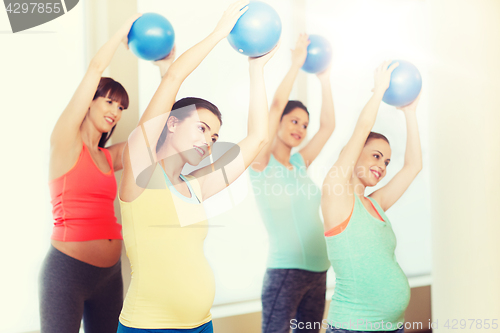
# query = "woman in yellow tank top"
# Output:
<box><xmin>118</xmin><ymin>1</ymin><xmax>279</xmax><ymax>332</ymax></box>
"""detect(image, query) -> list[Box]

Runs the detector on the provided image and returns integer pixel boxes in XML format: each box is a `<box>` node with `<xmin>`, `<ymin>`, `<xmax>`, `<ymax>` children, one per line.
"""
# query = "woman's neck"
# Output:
<box><xmin>80</xmin><ymin>117</ymin><xmax>103</xmax><ymax>149</ymax></box>
<box><xmin>158</xmin><ymin>146</ymin><xmax>186</xmax><ymax>185</ymax></box>
<box><xmin>271</xmin><ymin>137</ymin><xmax>293</xmax><ymax>165</ymax></box>
<box><xmin>351</xmin><ymin>174</ymin><xmax>367</xmax><ymax>198</ymax></box>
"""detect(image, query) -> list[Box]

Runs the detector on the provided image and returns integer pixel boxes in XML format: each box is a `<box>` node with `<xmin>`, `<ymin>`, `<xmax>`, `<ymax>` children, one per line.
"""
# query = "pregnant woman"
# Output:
<box><xmin>117</xmin><ymin>1</ymin><xmax>278</xmax><ymax>332</ymax></box>
<box><xmin>39</xmin><ymin>14</ymin><xmax>143</xmax><ymax>333</ymax></box>
<box><xmin>322</xmin><ymin>61</ymin><xmax>422</xmax><ymax>333</ymax></box>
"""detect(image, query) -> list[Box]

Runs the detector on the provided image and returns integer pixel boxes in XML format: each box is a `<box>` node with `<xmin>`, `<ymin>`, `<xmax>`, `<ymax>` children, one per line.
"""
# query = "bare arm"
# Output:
<box><xmin>133</xmin><ymin>1</ymin><xmax>249</xmax><ymax>155</ymax></box>
<box><xmin>50</xmin><ymin>14</ymin><xmax>140</xmax><ymax>151</ymax></box>
<box><xmin>153</xmin><ymin>46</ymin><xmax>176</xmax><ymax>78</ymax></box>
<box><xmin>322</xmin><ymin>60</ymin><xmax>398</xmax><ymax>230</ymax></box>
<box><xmin>190</xmin><ymin>45</ymin><xmax>279</xmax><ymax>200</ymax></box>
<box><xmin>369</xmin><ymin>94</ymin><xmax>423</xmax><ymax>211</ymax></box>
<box><xmin>251</xmin><ymin>34</ymin><xmax>309</xmax><ymax>172</ymax></box>
<box><xmin>106</xmin><ymin>48</ymin><xmax>177</xmax><ymax>174</ymax></box>
<box><xmin>299</xmin><ymin>66</ymin><xmax>336</xmax><ymax>167</ymax></box>
<box><xmin>106</xmin><ymin>142</ymin><xmax>127</xmax><ymax>171</ymax></box>
<box><xmin>120</xmin><ymin>1</ymin><xmax>249</xmax><ymax>202</ymax></box>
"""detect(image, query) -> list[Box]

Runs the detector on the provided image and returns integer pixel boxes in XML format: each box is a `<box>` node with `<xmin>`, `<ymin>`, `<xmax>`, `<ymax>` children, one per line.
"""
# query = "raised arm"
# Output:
<box><xmin>133</xmin><ymin>1</ymin><xmax>249</xmax><ymax>156</ymax></box>
<box><xmin>322</xmin><ymin>60</ymin><xmax>397</xmax><ymax>229</ymax></box>
<box><xmin>154</xmin><ymin>46</ymin><xmax>177</xmax><ymax>78</ymax></box>
<box><xmin>120</xmin><ymin>1</ymin><xmax>249</xmax><ymax>201</ymax></box>
<box><xmin>323</xmin><ymin>61</ymin><xmax>398</xmax><ymax>186</ymax></box>
<box><xmin>50</xmin><ymin>14</ymin><xmax>140</xmax><ymax>151</ymax></box>
<box><xmin>299</xmin><ymin>65</ymin><xmax>336</xmax><ymax>167</ymax></box>
<box><xmin>105</xmin><ymin>47</ymin><xmax>177</xmax><ymax>172</ymax></box>
<box><xmin>191</xmin><ymin>45</ymin><xmax>279</xmax><ymax>200</ymax></box>
<box><xmin>251</xmin><ymin>34</ymin><xmax>309</xmax><ymax>171</ymax></box>
<box><xmin>369</xmin><ymin>94</ymin><xmax>422</xmax><ymax>211</ymax></box>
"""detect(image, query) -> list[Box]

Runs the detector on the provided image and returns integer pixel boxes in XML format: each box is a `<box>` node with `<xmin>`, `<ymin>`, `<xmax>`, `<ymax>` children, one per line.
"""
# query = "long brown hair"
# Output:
<box><xmin>93</xmin><ymin>77</ymin><xmax>129</xmax><ymax>148</ymax></box>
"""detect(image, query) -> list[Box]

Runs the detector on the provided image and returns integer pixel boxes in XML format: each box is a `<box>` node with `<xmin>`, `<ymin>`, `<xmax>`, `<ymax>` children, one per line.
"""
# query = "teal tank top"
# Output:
<box><xmin>325</xmin><ymin>195</ymin><xmax>410</xmax><ymax>331</ymax></box>
<box><xmin>249</xmin><ymin>153</ymin><xmax>330</xmax><ymax>272</ymax></box>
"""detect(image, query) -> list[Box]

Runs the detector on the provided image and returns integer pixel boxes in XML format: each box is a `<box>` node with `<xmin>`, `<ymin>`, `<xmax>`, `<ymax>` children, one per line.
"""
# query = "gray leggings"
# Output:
<box><xmin>38</xmin><ymin>245</ymin><xmax>123</xmax><ymax>333</ymax></box>
<box><xmin>261</xmin><ymin>268</ymin><xmax>327</xmax><ymax>333</ymax></box>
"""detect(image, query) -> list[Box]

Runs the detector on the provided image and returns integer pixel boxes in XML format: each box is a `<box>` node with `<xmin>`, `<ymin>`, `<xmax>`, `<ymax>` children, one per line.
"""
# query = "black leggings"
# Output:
<box><xmin>261</xmin><ymin>268</ymin><xmax>327</xmax><ymax>333</ymax></box>
<box><xmin>38</xmin><ymin>245</ymin><xmax>123</xmax><ymax>333</ymax></box>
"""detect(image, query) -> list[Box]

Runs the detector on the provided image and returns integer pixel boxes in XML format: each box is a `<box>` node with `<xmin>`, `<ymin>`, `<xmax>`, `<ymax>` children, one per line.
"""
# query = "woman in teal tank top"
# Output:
<box><xmin>322</xmin><ymin>61</ymin><xmax>422</xmax><ymax>332</ymax></box>
<box><xmin>250</xmin><ymin>34</ymin><xmax>336</xmax><ymax>333</ymax></box>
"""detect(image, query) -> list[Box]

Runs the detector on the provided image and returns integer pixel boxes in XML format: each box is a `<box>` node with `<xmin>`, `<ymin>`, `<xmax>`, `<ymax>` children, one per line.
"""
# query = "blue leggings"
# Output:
<box><xmin>117</xmin><ymin>321</ymin><xmax>213</xmax><ymax>333</ymax></box>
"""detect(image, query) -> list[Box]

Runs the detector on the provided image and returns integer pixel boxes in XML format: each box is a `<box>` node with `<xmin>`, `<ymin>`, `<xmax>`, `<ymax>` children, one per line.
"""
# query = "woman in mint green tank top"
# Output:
<box><xmin>250</xmin><ymin>34</ymin><xmax>336</xmax><ymax>333</ymax></box>
<box><xmin>322</xmin><ymin>61</ymin><xmax>422</xmax><ymax>333</ymax></box>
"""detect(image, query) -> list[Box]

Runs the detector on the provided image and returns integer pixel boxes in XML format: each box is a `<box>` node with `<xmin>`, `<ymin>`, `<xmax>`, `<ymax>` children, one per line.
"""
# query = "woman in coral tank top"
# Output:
<box><xmin>38</xmin><ymin>14</ymin><xmax>175</xmax><ymax>333</ymax></box>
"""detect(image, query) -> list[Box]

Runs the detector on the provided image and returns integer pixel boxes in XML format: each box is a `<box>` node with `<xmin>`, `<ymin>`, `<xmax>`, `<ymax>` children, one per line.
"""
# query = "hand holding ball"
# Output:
<box><xmin>128</xmin><ymin>13</ymin><xmax>175</xmax><ymax>61</ymax></box>
<box><xmin>382</xmin><ymin>60</ymin><xmax>422</xmax><ymax>107</ymax></box>
<box><xmin>301</xmin><ymin>35</ymin><xmax>333</xmax><ymax>74</ymax></box>
<box><xmin>228</xmin><ymin>1</ymin><xmax>282</xmax><ymax>57</ymax></box>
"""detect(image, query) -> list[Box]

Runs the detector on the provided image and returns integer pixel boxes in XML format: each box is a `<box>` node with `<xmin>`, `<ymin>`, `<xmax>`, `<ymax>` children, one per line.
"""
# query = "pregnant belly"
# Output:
<box><xmin>123</xmin><ymin>256</ymin><xmax>216</xmax><ymax>327</ymax></box>
<box><xmin>333</xmin><ymin>264</ymin><xmax>410</xmax><ymax>324</ymax></box>
<box><xmin>360</xmin><ymin>265</ymin><xmax>411</xmax><ymax>321</ymax></box>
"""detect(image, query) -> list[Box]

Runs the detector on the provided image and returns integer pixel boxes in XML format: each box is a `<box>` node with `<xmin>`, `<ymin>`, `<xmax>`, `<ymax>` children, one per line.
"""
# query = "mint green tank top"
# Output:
<box><xmin>325</xmin><ymin>195</ymin><xmax>410</xmax><ymax>331</ymax></box>
<box><xmin>249</xmin><ymin>153</ymin><xmax>330</xmax><ymax>272</ymax></box>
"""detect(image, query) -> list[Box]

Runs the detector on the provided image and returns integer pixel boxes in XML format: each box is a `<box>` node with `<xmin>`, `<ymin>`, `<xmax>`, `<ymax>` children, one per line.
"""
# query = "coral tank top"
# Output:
<box><xmin>49</xmin><ymin>143</ymin><xmax>122</xmax><ymax>241</ymax></box>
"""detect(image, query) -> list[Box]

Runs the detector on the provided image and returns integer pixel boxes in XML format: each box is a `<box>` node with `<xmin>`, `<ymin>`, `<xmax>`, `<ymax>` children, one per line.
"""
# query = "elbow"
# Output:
<box><xmin>49</xmin><ymin>133</ymin><xmax>56</xmax><ymax>148</ymax></box>
<box><xmin>259</xmin><ymin>134</ymin><xmax>269</xmax><ymax>150</ymax></box>
<box><xmin>406</xmin><ymin>162</ymin><xmax>423</xmax><ymax>175</ymax></box>
<box><xmin>320</xmin><ymin>123</ymin><xmax>335</xmax><ymax>135</ymax></box>
<box><xmin>88</xmin><ymin>59</ymin><xmax>106</xmax><ymax>74</ymax></box>
<box><xmin>413</xmin><ymin>158</ymin><xmax>423</xmax><ymax>173</ymax></box>
<box><xmin>356</xmin><ymin>119</ymin><xmax>374</xmax><ymax>134</ymax></box>
<box><xmin>415</xmin><ymin>162</ymin><xmax>423</xmax><ymax>174</ymax></box>
<box><xmin>330</xmin><ymin>122</ymin><xmax>336</xmax><ymax>133</ymax></box>
<box><xmin>162</xmin><ymin>66</ymin><xmax>183</xmax><ymax>83</ymax></box>
<box><xmin>253</xmin><ymin>132</ymin><xmax>269</xmax><ymax>152</ymax></box>
<box><xmin>270</xmin><ymin>99</ymin><xmax>286</xmax><ymax>112</ymax></box>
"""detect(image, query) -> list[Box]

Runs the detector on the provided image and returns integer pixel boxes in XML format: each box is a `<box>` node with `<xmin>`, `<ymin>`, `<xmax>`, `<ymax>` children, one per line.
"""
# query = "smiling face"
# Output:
<box><xmin>354</xmin><ymin>138</ymin><xmax>392</xmax><ymax>186</ymax></box>
<box><xmin>277</xmin><ymin>107</ymin><xmax>309</xmax><ymax>148</ymax></box>
<box><xmin>167</xmin><ymin>108</ymin><xmax>221</xmax><ymax>166</ymax></box>
<box><xmin>87</xmin><ymin>95</ymin><xmax>124</xmax><ymax>133</ymax></box>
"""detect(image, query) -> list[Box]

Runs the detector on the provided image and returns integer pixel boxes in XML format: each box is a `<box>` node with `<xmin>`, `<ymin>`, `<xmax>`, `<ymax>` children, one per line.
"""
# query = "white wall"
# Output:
<box><xmin>0</xmin><ymin>3</ymin><xmax>85</xmax><ymax>333</ymax></box>
<box><xmin>428</xmin><ymin>1</ymin><xmax>500</xmax><ymax>330</ymax></box>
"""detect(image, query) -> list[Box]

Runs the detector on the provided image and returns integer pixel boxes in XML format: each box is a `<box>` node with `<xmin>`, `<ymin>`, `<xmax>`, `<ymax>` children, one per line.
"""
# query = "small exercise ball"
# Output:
<box><xmin>382</xmin><ymin>60</ymin><xmax>422</xmax><ymax>107</ymax></box>
<box><xmin>227</xmin><ymin>1</ymin><xmax>282</xmax><ymax>57</ymax></box>
<box><xmin>302</xmin><ymin>35</ymin><xmax>333</xmax><ymax>74</ymax></box>
<box><xmin>128</xmin><ymin>13</ymin><xmax>175</xmax><ymax>61</ymax></box>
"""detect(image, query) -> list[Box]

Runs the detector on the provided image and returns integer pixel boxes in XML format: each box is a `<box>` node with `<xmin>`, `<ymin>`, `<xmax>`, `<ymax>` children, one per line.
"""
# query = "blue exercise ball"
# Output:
<box><xmin>227</xmin><ymin>1</ymin><xmax>282</xmax><ymax>57</ymax></box>
<box><xmin>302</xmin><ymin>35</ymin><xmax>333</xmax><ymax>74</ymax></box>
<box><xmin>128</xmin><ymin>13</ymin><xmax>175</xmax><ymax>61</ymax></box>
<box><xmin>382</xmin><ymin>60</ymin><xmax>422</xmax><ymax>107</ymax></box>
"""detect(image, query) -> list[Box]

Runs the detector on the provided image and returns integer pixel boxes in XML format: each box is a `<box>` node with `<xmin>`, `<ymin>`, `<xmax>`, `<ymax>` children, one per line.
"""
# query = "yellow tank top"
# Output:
<box><xmin>119</xmin><ymin>166</ymin><xmax>215</xmax><ymax>329</ymax></box>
